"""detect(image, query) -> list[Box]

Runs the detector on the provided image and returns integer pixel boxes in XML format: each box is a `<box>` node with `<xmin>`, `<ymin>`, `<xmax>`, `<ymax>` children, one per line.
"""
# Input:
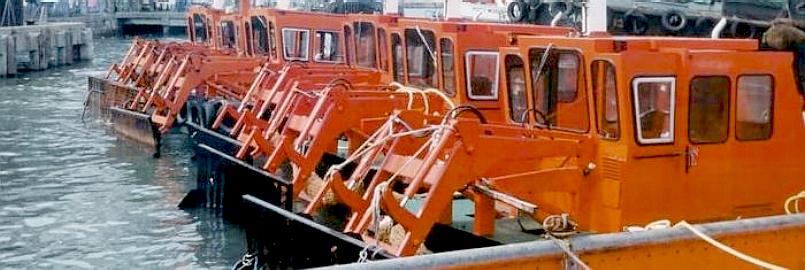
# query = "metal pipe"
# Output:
<box><xmin>711</xmin><ymin>17</ymin><xmax>728</xmax><ymax>39</ymax></box>
<box><xmin>319</xmin><ymin>214</ymin><xmax>805</xmax><ymax>270</ymax></box>
<box><xmin>550</xmin><ymin>11</ymin><xmax>564</xmax><ymax>27</ymax></box>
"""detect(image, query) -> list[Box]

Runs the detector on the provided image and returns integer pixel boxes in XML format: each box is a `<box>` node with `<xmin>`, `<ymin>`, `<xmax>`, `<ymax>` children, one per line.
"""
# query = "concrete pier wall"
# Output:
<box><xmin>0</xmin><ymin>22</ymin><xmax>93</xmax><ymax>77</ymax></box>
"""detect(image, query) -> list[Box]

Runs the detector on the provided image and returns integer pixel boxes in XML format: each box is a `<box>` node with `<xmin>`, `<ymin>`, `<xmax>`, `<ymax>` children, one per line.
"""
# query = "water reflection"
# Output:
<box><xmin>0</xmin><ymin>37</ymin><xmax>243</xmax><ymax>269</ymax></box>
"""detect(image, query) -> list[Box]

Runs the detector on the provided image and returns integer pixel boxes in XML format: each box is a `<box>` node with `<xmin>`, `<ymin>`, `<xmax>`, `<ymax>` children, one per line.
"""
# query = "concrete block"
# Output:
<box><xmin>6</xmin><ymin>36</ymin><xmax>16</xmax><ymax>76</ymax></box>
<box><xmin>39</xmin><ymin>29</ymin><xmax>51</xmax><ymax>70</ymax></box>
<box><xmin>0</xmin><ymin>35</ymin><xmax>7</xmax><ymax>77</ymax></box>
<box><xmin>65</xmin><ymin>33</ymin><xmax>74</xmax><ymax>65</ymax></box>
<box><xmin>79</xmin><ymin>29</ymin><xmax>93</xmax><ymax>61</ymax></box>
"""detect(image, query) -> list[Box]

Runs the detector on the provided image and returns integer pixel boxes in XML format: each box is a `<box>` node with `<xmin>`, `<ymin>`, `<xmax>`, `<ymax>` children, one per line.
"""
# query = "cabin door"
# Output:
<box><xmin>623</xmin><ymin>64</ymin><xmax>688</xmax><ymax>225</ymax></box>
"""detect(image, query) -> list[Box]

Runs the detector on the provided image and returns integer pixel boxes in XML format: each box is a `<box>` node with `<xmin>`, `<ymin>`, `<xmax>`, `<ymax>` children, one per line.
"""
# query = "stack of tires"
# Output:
<box><xmin>507</xmin><ymin>0</ymin><xmax>581</xmax><ymax>27</ymax></box>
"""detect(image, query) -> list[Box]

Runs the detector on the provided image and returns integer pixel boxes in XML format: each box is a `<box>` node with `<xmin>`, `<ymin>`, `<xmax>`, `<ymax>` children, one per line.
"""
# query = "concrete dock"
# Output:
<box><xmin>0</xmin><ymin>22</ymin><xmax>93</xmax><ymax>77</ymax></box>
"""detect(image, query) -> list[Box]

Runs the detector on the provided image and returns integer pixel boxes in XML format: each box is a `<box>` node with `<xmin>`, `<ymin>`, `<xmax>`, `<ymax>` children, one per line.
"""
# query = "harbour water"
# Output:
<box><xmin>0</xmin><ymin>37</ymin><xmax>245</xmax><ymax>269</ymax></box>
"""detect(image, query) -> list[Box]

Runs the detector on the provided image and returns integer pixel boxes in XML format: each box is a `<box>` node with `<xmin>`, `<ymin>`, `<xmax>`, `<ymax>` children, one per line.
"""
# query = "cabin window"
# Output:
<box><xmin>344</xmin><ymin>26</ymin><xmax>353</xmax><ymax>65</ymax></box>
<box><xmin>689</xmin><ymin>76</ymin><xmax>730</xmax><ymax>143</ymax></box>
<box><xmin>405</xmin><ymin>28</ymin><xmax>438</xmax><ymax>88</ymax></box>
<box><xmin>378</xmin><ymin>28</ymin><xmax>388</xmax><ymax>71</ymax></box>
<box><xmin>592</xmin><ymin>60</ymin><xmax>619</xmax><ymax>139</ymax></box>
<box><xmin>466</xmin><ymin>51</ymin><xmax>499</xmax><ymax>100</ymax></box>
<box><xmin>268</xmin><ymin>21</ymin><xmax>278</xmax><ymax>60</ymax></box>
<box><xmin>354</xmin><ymin>22</ymin><xmax>377</xmax><ymax>68</ymax></box>
<box><xmin>220</xmin><ymin>21</ymin><xmax>237</xmax><ymax>49</ymax></box>
<box><xmin>391</xmin><ymin>33</ymin><xmax>404</xmax><ymax>82</ymax></box>
<box><xmin>529</xmin><ymin>48</ymin><xmax>588</xmax><ymax>132</ymax></box>
<box><xmin>251</xmin><ymin>16</ymin><xmax>269</xmax><ymax>56</ymax></box>
<box><xmin>440</xmin><ymin>38</ymin><xmax>456</xmax><ymax>96</ymax></box>
<box><xmin>245</xmin><ymin>22</ymin><xmax>254</xmax><ymax>55</ymax></box>
<box><xmin>506</xmin><ymin>55</ymin><xmax>527</xmax><ymax>123</ymax></box>
<box><xmin>282</xmin><ymin>28</ymin><xmax>310</xmax><ymax>61</ymax></box>
<box><xmin>736</xmin><ymin>75</ymin><xmax>774</xmax><ymax>141</ymax></box>
<box><xmin>192</xmin><ymin>14</ymin><xmax>208</xmax><ymax>43</ymax></box>
<box><xmin>314</xmin><ymin>31</ymin><xmax>342</xmax><ymax>63</ymax></box>
<box><xmin>632</xmin><ymin>77</ymin><xmax>675</xmax><ymax>144</ymax></box>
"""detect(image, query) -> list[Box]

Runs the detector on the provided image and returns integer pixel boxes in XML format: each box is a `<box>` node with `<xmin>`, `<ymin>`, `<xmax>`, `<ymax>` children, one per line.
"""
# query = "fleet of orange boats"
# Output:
<box><xmin>86</xmin><ymin>1</ymin><xmax>805</xmax><ymax>269</ymax></box>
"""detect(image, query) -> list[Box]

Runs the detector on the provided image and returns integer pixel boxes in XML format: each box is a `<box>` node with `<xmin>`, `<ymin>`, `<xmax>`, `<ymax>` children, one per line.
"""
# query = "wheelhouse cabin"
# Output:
<box><xmin>501</xmin><ymin>34</ymin><xmax>805</xmax><ymax>232</ymax></box>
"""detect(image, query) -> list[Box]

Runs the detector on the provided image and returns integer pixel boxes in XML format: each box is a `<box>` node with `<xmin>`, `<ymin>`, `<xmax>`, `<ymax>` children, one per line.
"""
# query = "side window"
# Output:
<box><xmin>529</xmin><ymin>48</ymin><xmax>588</xmax><ymax>132</ymax></box>
<box><xmin>245</xmin><ymin>22</ymin><xmax>253</xmax><ymax>55</ymax></box>
<box><xmin>689</xmin><ymin>76</ymin><xmax>730</xmax><ymax>143</ymax></box>
<box><xmin>282</xmin><ymin>28</ymin><xmax>310</xmax><ymax>61</ymax></box>
<box><xmin>405</xmin><ymin>28</ymin><xmax>438</xmax><ymax>88</ymax></box>
<box><xmin>592</xmin><ymin>60</ymin><xmax>620</xmax><ymax>139</ymax></box>
<box><xmin>251</xmin><ymin>16</ymin><xmax>269</xmax><ymax>56</ymax></box>
<box><xmin>391</xmin><ymin>33</ymin><xmax>404</xmax><ymax>82</ymax></box>
<box><xmin>440</xmin><ymin>38</ymin><xmax>456</xmax><ymax>96</ymax></box>
<box><xmin>633</xmin><ymin>77</ymin><xmax>675</xmax><ymax>144</ymax></box>
<box><xmin>354</xmin><ymin>22</ymin><xmax>377</xmax><ymax>68</ymax></box>
<box><xmin>220</xmin><ymin>21</ymin><xmax>237</xmax><ymax>49</ymax></box>
<box><xmin>344</xmin><ymin>26</ymin><xmax>353</xmax><ymax>65</ymax></box>
<box><xmin>192</xmin><ymin>14</ymin><xmax>208</xmax><ymax>43</ymax></box>
<box><xmin>466</xmin><ymin>51</ymin><xmax>499</xmax><ymax>100</ymax></box>
<box><xmin>378</xmin><ymin>28</ymin><xmax>388</xmax><ymax>71</ymax></box>
<box><xmin>557</xmin><ymin>54</ymin><xmax>580</xmax><ymax>102</ymax></box>
<box><xmin>268</xmin><ymin>21</ymin><xmax>278</xmax><ymax>60</ymax></box>
<box><xmin>736</xmin><ymin>75</ymin><xmax>774</xmax><ymax>141</ymax></box>
<box><xmin>506</xmin><ymin>55</ymin><xmax>527</xmax><ymax>122</ymax></box>
<box><xmin>314</xmin><ymin>31</ymin><xmax>342</xmax><ymax>63</ymax></box>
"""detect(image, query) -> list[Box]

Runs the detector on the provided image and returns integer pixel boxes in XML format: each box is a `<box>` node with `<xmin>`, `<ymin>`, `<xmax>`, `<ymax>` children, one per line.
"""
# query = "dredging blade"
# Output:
<box><xmin>109</xmin><ymin>106</ymin><xmax>161</xmax><ymax>154</ymax></box>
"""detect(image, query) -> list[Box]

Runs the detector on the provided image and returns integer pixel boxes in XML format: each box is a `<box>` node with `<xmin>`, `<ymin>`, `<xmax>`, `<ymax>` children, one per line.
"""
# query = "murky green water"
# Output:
<box><xmin>0</xmin><ymin>37</ymin><xmax>244</xmax><ymax>269</ymax></box>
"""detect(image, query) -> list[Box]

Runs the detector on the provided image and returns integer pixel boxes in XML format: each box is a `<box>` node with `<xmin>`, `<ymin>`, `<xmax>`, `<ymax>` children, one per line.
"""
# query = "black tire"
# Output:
<box><xmin>730</xmin><ymin>21</ymin><xmax>758</xmax><ymax>39</ymax></box>
<box><xmin>508</xmin><ymin>1</ymin><xmax>528</xmax><ymax>22</ymax></box>
<box><xmin>623</xmin><ymin>9</ymin><xmax>649</xmax><ymax>35</ymax></box>
<box><xmin>661</xmin><ymin>10</ymin><xmax>688</xmax><ymax>33</ymax></box>
<box><xmin>202</xmin><ymin>100</ymin><xmax>223</xmax><ymax>129</ymax></box>
<box><xmin>189</xmin><ymin>100</ymin><xmax>203</xmax><ymax>126</ymax></box>
<box><xmin>548</xmin><ymin>0</ymin><xmax>573</xmax><ymax>18</ymax></box>
<box><xmin>692</xmin><ymin>17</ymin><xmax>716</xmax><ymax>37</ymax></box>
<box><xmin>526</xmin><ymin>0</ymin><xmax>542</xmax><ymax>23</ymax></box>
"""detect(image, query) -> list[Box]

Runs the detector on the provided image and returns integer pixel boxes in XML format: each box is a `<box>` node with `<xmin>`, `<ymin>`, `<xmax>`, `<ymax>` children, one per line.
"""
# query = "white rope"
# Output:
<box><xmin>675</xmin><ymin>221</ymin><xmax>788</xmax><ymax>270</ymax></box>
<box><xmin>357</xmin><ymin>181</ymin><xmax>390</xmax><ymax>263</ymax></box>
<box><xmin>547</xmin><ymin>235</ymin><xmax>591</xmax><ymax>270</ymax></box>
<box><xmin>784</xmin><ymin>191</ymin><xmax>805</xmax><ymax>214</ymax></box>
<box><xmin>415</xmin><ymin>26</ymin><xmax>438</xmax><ymax>71</ymax></box>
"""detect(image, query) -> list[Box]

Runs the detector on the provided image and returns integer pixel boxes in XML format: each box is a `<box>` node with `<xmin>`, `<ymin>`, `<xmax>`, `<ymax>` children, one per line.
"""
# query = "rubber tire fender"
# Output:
<box><xmin>525</xmin><ymin>0</ymin><xmax>542</xmax><ymax>23</ymax></box>
<box><xmin>623</xmin><ymin>9</ymin><xmax>649</xmax><ymax>35</ymax></box>
<box><xmin>661</xmin><ymin>10</ymin><xmax>688</xmax><ymax>33</ymax></box>
<box><xmin>202</xmin><ymin>100</ymin><xmax>224</xmax><ymax>129</ymax></box>
<box><xmin>175</xmin><ymin>100</ymin><xmax>192</xmax><ymax>125</ymax></box>
<box><xmin>729</xmin><ymin>21</ymin><xmax>758</xmax><ymax>39</ymax></box>
<box><xmin>692</xmin><ymin>17</ymin><xmax>716</xmax><ymax>37</ymax></box>
<box><xmin>548</xmin><ymin>0</ymin><xmax>574</xmax><ymax>18</ymax></box>
<box><xmin>508</xmin><ymin>0</ymin><xmax>529</xmax><ymax>22</ymax></box>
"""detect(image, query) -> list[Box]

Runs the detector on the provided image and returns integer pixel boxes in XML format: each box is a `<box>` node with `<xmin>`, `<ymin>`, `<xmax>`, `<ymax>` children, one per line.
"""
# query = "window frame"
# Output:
<box><xmin>687</xmin><ymin>75</ymin><xmax>731</xmax><ymax>144</ymax></box>
<box><xmin>353</xmin><ymin>22</ymin><xmax>378</xmax><ymax>69</ymax></box>
<box><xmin>591</xmin><ymin>59</ymin><xmax>621</xmax><ymax>140</ymax></box>
<box><xmin>377</xmin><ymin>28</ymin><xmax>389</xmax><ymax>71</ymax></box>
<box><xmin>735</xmin><ymin>74</ymin><xmax>775</xmax><ymax>141</ymax></box>
<box><xmin>220</xmin><ymin>20</ymin><xmax>238</xmax><ymax>49</ymax></box>
<box><xmin>391</xmin><ymin>32</ymin><xmax>404</xmax><ymax>83</ymax></box>
<box><xmin>631</xmin><ymin>76</ymin><xmax>677</xmax><ymax>145</ymax></box>
<box><xmin>439</xmin><ymin>37</ymin><xmax>456</xmax><ymax>97</ymax></box>
<box><xmin>505</xmin><ymin>54</ymin><xmax>528</xmax><ymax>123</ymax></box>
<box><xmin>313</xmin><ymin>30</ymin><xmax>343</xmax><ymax>64</ymax></box>
<box><xmin>250</xmin><ymin>16</ymin><xmax>270</xmax><ymax>56</ymax></box>
<box><xmin>465</xmin><ymin>51</ymin><xmax>501</xmax><ymax>100</ymax></box>
<box><xmin>404</xmin><ymin>28</ymin><xmax>438</xmax><ymax>89</ymax></box>
<box><xmin>281</xmin><ymin>27</ymin><xmax>311</xmax><ymax>61</ymax></box>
